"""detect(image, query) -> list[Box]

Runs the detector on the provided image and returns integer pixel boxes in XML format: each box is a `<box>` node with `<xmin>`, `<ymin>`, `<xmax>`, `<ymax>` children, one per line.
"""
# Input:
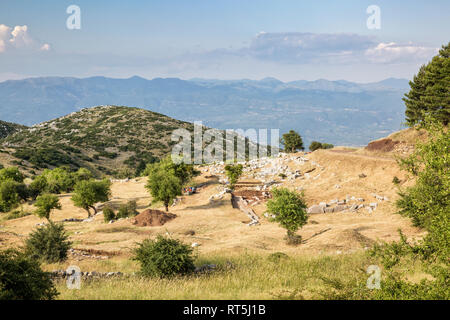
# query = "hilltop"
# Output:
<box><xmin>0</xmin><ymin>76</ymin><xmax>409</xmax><ymax>146</ymax></box>
<box><xmin>0</xmin><ymin>106</ymin><xmax>195</xmax><ymax>176</ymax></box>
<box><xmin>0</xmin><ymin>120</ymin><xmax>27</xmax><ymax>139</ymax></box>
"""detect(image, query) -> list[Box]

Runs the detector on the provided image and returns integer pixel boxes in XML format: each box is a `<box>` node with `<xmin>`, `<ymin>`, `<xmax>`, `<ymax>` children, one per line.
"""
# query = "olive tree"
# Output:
<box><xmin>266</xmin><ymin>188</ymin><xmax>308</xmax><ymax>244</ymax></box>
<box><xmin>145</xmin><ymin>166</ymin><xmax>182</xmax><ymax>212</ymax></box>
<box><xmin>281</xmin><ymin>130</ymin><xmax>304</xmax><ymax>153</ymax></box>
<box><xmin>34</xmin><ymin>194</ymin><xmax>61</xmax><ymax>221</ymax></box>
<box><xmin>71</xmin><ymin>179</ymin><xmax>111</xmax><ymax>217</ymax></box>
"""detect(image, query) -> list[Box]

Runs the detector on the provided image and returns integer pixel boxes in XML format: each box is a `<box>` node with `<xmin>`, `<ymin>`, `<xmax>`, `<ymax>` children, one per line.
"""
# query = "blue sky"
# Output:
<box><xmin>0</xmin><ymin>0</ymin><xmax>448</xmax><ymax>82</ymax></box>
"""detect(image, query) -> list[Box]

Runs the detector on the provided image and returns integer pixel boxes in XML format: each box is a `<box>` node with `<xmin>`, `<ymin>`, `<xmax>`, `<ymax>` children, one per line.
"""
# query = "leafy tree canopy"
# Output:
<box><xmin>145</xmin><ymin>164</ymin><xmax>182</xmax><ymax>212</ymax></box>
<box><xmin>34</xmin><ymin>194</ymin><xmax>61</xmax><ymax>221</ymax></box>
<box><xmin>281</xmin><ymin>130</ymin><xmax>304</xmax><ymax>153</ymax></box>
<box><xmin>71</xmin><ymin>179</ymin><xmax>111</xmax><ymax>217</ymax></box>
<box><xmin>266</xmin><ymin>188</ymin><xmax>308</xmax><ymax>244</ymax></box>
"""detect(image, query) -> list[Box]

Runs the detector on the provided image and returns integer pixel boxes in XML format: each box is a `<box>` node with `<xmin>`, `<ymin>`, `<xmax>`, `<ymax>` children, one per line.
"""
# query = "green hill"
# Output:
<box><xmin>1</xmin><ymin>106</ymin><xmax>196</xmax><ymax>176</ymax></box>
<box><xmin>0</xmin><ymin>120</ymin><xmax>27</xmax><ymax>139</ymax></box>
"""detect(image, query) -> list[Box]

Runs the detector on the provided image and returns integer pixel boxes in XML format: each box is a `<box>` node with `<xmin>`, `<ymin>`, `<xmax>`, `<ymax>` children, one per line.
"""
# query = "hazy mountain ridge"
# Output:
<box><xmin>0</xmin><ymin>76</ymin><xmax>410</xmax><ymax>146</ymax></box>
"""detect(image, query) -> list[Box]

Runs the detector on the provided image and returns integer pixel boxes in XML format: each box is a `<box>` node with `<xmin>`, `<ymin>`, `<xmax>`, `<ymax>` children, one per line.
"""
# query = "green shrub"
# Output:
<box><xmin>224</xmin><ymin>163</ymin><xmax>243</xmax><ymax>188</ymax></box>
<box><xmin>72</xmin><ymin>168</ymin><xmax>93</xmax><ymax>183</ymax></box>
<box><xmin>0</xmin><ymin>249</ymin><xmax>58</xmax><ymax>300</ymax></box>
<box><xmin>0</xmin><ymin>166</ymin><xmax>24</xmax><ymax>183</ymax></box>
<box><xmin>13</xmin><ymin>147</ymin><xmax>77</xmax><ymax>169</ymax></box>
<box><xmin>28</xmin><ymin>175</ymin><xmax>48</xmax><ymax>200</ymax></box>
<box><xmin>309</xmin><ymin>141</ymin><xmax>334</xmax><ymax>151</ymax></box>
<box><xmin>1</xmin><ymin>209</ymin><xmax>31</xmax><ymax>221</ymax></box>
<box><xmin>321</xmin><ymin>143</ymin><xmax>334</xmax><ymax>149</ymax></box>
<box><xmin>42</xmin><ymin>167</ymin><xmax>75</xmax><ymax>194</ymax></box>
<box><xmin>133</xmin><ymin>235</ymin><xmax>196</xmax><ymax>278</ymax></box>
<box><xmin>116</xmin><ymin>200</ymin><xmax>138</xmax><ymax>219</ymax></box>
<box><xmin>392</xmin><ymin>176</ymin><xmax>401</xmax><ymax>185</ymax></box>
<box><xmin>309</xmin><ymin>141</ymin><xmax>323</xmax><ymax>151</ymax></box>
<box><xmin>103</xmin><ymin>205</ymin><xmax>116</xmax><ymax>222</ymax></box>
<box><xmin>25</xmin><ymin>222</ymin><xmax>72</xmax><ymax>263</ymax></box>
<box><xmin>0</xmin><ymin>180</ymin><xmax>22</xmax><ymax>212</ymax></box>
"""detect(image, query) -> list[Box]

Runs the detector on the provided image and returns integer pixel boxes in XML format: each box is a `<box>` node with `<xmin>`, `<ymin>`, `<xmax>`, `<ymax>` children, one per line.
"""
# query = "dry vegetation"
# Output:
<box><xmin>0</xmin><ymin>126</ymin><xmax>436</xmax><ymax>300</ymax></box>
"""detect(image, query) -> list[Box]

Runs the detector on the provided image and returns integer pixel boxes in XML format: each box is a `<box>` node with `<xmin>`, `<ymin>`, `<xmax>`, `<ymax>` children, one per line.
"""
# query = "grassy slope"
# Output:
<box><xmin>51</xmin><ymin>252</ymin><xmax>370</xmax><ymax>300</ymax></box>
<box><xmin>0</xmin><ymin>120</ymin><xmax>27</xmax><ymax>139</ymax></box>
<box><xmin>0</xmin><ymin>106</ymin><xmax>194</xmax><ymax>176</ymax></box>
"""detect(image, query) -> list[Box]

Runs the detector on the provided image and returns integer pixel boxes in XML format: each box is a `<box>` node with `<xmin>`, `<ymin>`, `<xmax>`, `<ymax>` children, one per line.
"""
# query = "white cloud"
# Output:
<box><xmin>0</xmin><ymin>24</ymin><xmax>11</xmax><ymax>53</ymax></box>
<box><xmin>364</xmin><ymin>42</ymin><xmax>439</xmax><ymax>63</ymax></box>
<box><xmin>0</xmin><ymin>24</ymin><xmax>50</xmax><ymax>53</ymax></box>
<box><xmin>40</xmin><ymin>43</ymin><xmax>51</xmax><ymax>51</ymax></box>
<box><xmin>201</xmin><ymin>32</ymin><xmax>438</xmax><ymax>66</ymax></box>
<box><xmin>240</xmin><ymin>32</ymin><xmax>377</xmax><ymax>64</ymax></box>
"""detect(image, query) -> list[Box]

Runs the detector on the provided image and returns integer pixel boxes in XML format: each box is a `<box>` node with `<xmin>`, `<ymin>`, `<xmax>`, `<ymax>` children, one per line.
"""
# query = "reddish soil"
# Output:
<box><xmin>366</xmin><ymin>138</ymin><xmax>400</xmax><ymax>152</ymax></box>
<box><xmin>132</xmin><ymin>209</ymin><xmax>177</xmax><ymax>227</ymax></box>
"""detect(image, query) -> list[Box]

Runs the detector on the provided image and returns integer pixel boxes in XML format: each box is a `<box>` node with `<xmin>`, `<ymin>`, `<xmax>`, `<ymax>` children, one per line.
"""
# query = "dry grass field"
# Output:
<box><xmin>0</xmin><ymin>129</ymin><xmax>429</xmax><ymax>299</ymax></box>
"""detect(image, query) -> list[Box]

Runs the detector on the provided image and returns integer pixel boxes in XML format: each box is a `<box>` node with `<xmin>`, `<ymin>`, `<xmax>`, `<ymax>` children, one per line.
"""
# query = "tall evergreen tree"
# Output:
<box><xmin>403</xmin><ymin>42</ymin><xmax>450</xmax><ymax>126</ymax></box>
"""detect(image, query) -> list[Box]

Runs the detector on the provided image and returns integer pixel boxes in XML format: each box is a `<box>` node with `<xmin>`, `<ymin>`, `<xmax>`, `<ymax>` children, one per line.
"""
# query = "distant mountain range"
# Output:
<box><xmin>0</xmin><ymin>76</ymin><xmax>411</xmax><ymax>146</ymax></box>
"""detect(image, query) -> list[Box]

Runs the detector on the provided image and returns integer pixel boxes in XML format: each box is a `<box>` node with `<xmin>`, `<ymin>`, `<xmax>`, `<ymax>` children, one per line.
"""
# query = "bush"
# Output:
<box><xmin>392</xmin><ymin>176</ymin><xmax>401</xmax><ymax>185</ymax></box>
<box><xmin>321</xmin><ymin>143</ymin><xmax>334</xmax><ymax>149</ymax></box>
<box><xmin>224</xmin><ymin>164</ymin><xmax>243</xmax><ymax>188</ymax></box>
<box><xmin>309</xmin><ymin>141</ymin><xmax>322</xmax><ymax>151</ymax></box>
<box><xmin>116</xmin><ymin>200</ymin><xmax>138</xmax><ymax>219</ymax></box>
<box><xmin>42</xmin><ymin>167</ymin><xmax>75</xmax><ymax>194</ymax></box>
<box><xmin>1</xmin><ymin>209</ymin><xmax>31</xmax><ymax>221</ymax></box>
<box><xmin>72</xmin><ymin>168</ymin><xmax>93</xmax><ymax>183</ymax></box>
<box><xmin>25</xmin><ymin>222</ymin><xmax>72</xmax><ymax>263</ymax></box>
<box><xmin>133</xmin><ymin>235</ymin><xmax>196</xmax><ymax>278</ymax></box>
<box><xmin>0</xmin><ymin>180</ymin><xmax>22</xmax><ymax>212</ymax></box>
<box><xmin>309</xmin><ymin>141</ymin><xmax>334</xmax><ymax>151</ymax></box>
<box><xmin>0</xmin><ymin>249</ymin><xmax>58</xmax><ymax>300</ymax></box>
<box><xmin>28</xmin><ymin>175</ymin><xmax>48</xmax><ymax>200</ymax></box>
<box><xmin>103</xmin><ymin>205</ymin><xmax>116</xmax><ymax>222</ymax></box>
<box><xmin>0</xmin><ymin>166</ymin><xmax>24</xmax><ymax>183</ymax></box>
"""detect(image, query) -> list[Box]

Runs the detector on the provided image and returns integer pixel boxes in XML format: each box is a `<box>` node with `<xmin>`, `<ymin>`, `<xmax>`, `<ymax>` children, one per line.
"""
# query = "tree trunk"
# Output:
<box><xmin>85</xmin><ymin>207</ymin><xmax>91</xmax><ymax>218</ymax></box>
<box><xmin>165</xmin><ymin>202</ymin><xmax>169</xmax><ymax>212</ymax></box>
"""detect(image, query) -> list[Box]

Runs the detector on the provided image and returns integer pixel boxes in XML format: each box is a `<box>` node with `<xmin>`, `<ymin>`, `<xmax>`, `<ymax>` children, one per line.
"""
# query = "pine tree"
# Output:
<box><xmin>403</xmin><ymin>42</ymin><xmax>450</xmax><ymax>126</ymax></box>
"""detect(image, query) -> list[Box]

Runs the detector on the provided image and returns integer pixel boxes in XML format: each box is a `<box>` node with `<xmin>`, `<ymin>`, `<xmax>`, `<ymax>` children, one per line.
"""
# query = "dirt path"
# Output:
<box><xmin>326</xmin><ymin>149</ymin><xmax>397</xmax><ymax>162</ymax></box>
